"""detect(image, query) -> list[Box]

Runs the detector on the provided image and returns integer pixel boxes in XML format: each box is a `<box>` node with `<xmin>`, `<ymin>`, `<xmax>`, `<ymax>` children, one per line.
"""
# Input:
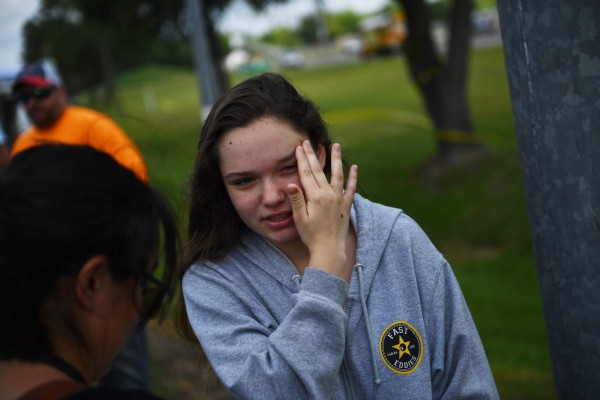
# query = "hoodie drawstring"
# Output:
<box><xmin>292</xmin><ymin>267</ymin><xmax>381</xmax><ymax>391</ymax></box>
<box><xmin>356</xmin><ymin>263</ymin><xmax>382</xmax><ymax>387</ymax></box>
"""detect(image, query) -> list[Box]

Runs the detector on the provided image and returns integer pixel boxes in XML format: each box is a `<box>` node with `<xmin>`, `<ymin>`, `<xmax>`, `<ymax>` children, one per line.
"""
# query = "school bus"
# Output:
<box><xmin>361</xmin><ymin>12</ymin><xmax>407</xmax><ymax>58</ymax></box>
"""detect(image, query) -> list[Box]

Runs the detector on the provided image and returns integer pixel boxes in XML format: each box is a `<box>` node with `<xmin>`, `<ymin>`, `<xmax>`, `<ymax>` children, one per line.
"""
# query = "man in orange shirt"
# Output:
<box><xmin>10</xmin><ymin>59</ymin><xmax>151</xmax><ymax>391</ymax></box>
<box><xmin>11</xmin><ymin>60</ymin><xmax>147</xmax><ymax>181</ymax></box>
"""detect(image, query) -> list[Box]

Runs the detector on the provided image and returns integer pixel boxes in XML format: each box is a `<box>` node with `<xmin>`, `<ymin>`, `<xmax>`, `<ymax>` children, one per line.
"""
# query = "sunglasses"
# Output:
<box><xmin>138</xmin><ymin>272</ymin><xmax>170</xmax><ymax>321</ymax></box>
<box><xmin>15</xmin><ymin>86</ymin><xmax>57</xmax><ymax>103</ymax></box>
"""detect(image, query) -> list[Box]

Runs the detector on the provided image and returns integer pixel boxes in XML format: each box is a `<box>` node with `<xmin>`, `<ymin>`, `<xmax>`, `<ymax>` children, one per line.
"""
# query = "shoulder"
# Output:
<box><xmin>9</xmin><ymin>127</ymin><xmax>39</xmax><ymax>156</ymax></box>
<box><xmin>182</xmin><ymin>256</ymin><xmax>262</xmax><ymax>322</ymax></box>
<box><xmin>390</xmin><ymin>212</ymin><xmax>445</xmax><ymax>272</ymax></box>
<box><xmin>182</xmin><ymin>233</ymin><xmax>281</xmax><ymax>300</ymax></box>
<box><xmin>182</xmin><ymin>257</ymin><xmax>237</xmax><ymax>297</ymax></box>
<box><xmin>65</xmin><ymin>387</ymin><xmax>165</xmax><ymax>400</ymax></box>
<box><xmin>66</xmin><ymin>106</ymin><xmax>124</xmax><ymax>131</ymax></box>
<box><xmin>183</xmin><ymin>230</ymin><xmax>268</xmax><ymax>282</ymax></box>
<box><xmin>183</xmin><ymin>256</ymin><xmax>243</xmax><ymax>292</ymax></box>
<box><xmin>353</xmin><ymin>193</ymin><xmax>402</xmax><ymax>217</ymax></box>
<box><xmin>359</xmin><ymin>194</ymin><xmax>435</xmax><ymax>241</ymax></box>
<box><xmin>354</xmin><ymin>194</ymin><xmax>432</xmax><ymax>245</ymax></box>
<box><xmin>66</xmin><ymin>105</ymin><xmax>104</xmax><ymax>119</ymax></box>
<box><xmin>10</xmin><ymin>129</ymin><xmax>32</xmax><ymax>149</ymax></box>
<box><xmin>355</xmin><ymin>195</ymin><xmax>445</xmax><ymax>282</ymax></box>
<box><xmin>62</xmin><ymin>105</ymin><xmax>101</xmax><ymax>122</ymax></box>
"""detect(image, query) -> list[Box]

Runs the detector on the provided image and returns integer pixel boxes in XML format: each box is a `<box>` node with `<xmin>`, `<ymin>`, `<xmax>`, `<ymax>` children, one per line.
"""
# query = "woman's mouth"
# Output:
<box><xmin>263</xmin><ymin>212</ymin><xmax>294</xmax><ymax>228</ymax></box>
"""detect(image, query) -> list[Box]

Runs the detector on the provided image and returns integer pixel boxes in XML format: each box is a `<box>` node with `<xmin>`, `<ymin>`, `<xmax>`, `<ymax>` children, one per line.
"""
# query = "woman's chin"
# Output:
<box><xmin>264</xmin><ymin>227</ymin><xmax>301</xmax><ymax>247</ymax></box>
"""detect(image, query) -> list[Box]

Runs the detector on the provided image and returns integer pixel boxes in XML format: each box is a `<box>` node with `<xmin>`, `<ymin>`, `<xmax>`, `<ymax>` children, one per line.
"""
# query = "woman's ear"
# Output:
<box><xmin>317</xmin><ymin>144</ymin><xmax>326</xmax><ymax>169</ymax></box>
<box><xmin>75</xmin><ymin>255</ymin><xmax>110</xmax><ymax>310</ymax></box>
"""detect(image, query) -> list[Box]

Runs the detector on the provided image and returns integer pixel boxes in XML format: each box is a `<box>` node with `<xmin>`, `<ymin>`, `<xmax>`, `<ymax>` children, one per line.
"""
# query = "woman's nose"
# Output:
<box><xmin>262</xmin><ymin>179</ymin><xmax>286</xmax><ymax>206</ymax></box>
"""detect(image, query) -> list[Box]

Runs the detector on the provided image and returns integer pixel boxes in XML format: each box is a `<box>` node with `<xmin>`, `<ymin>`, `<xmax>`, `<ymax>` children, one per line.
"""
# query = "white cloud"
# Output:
<box><xmin>0</xmin><ymin>0</ymin><xmax>39</xmax><ymax>74</ymax></box>
<box><xmin>218</xmin><ymin>0</ymin><xmax>389</xmax><ymax>36</ymax></box>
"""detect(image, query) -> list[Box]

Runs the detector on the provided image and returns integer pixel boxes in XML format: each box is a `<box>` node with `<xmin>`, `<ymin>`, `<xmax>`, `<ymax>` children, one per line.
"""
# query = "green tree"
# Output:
<box><xmin>22</xmin><ymin>0</ymin><xmax>186</xmax><ymax>102</ymax></box>
<box><xmin>259</xmin><ymin>10</ymin><xmax>360</xmax><ymax>47</ymax></box>
<box><xmin>327</xmin><ymin>11</ymin><xmax>362</xmax><ymax>38</ymax></box>
<box><xmin>261</xmin><ymin>27</ymin><xmax>303</xmax><ymax>47</ymax></box>
<box><xmin>298</xmin><ymin>14</ymin><xmax>320</xmax><ymax>44</ymax></box>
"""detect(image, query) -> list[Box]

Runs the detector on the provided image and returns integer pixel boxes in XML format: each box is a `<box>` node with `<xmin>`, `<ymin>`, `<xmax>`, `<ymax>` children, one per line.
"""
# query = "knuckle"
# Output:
<box><xmin>301</xmin><ymin>168</ymin><xmax>313</xmax><ymax>177</ymax></box>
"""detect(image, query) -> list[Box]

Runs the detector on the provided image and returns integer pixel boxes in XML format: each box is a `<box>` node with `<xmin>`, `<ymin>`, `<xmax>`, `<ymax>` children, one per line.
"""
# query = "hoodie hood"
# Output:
<box><xmin>183</xmin><ymin>192</ymin><xmax>499</xmax><ymax>399</ymax></box>
<box><xmin>351</xmin><ymin>193</ymin><xmax>404</xmax><ymax>295</ymax></box>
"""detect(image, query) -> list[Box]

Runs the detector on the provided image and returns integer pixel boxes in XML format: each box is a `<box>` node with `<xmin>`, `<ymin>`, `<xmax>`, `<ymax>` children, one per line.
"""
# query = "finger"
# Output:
<box><xmin>343</xmin><ymin>164</ymin><xmax>358</xmax><ymax>209</ymax></box>
<box><xmin>295</xmin><ymin>144</ymin><xmax>320</xmax><ymax>193</ymax></box>
<box><xmin>329</xmin><ymin>143</ymin><xmax>344</xmax><ymax>193</ymax></box>
<box><xmin>286</xmin><ymin>183</ymin><xmax>307</xmax><ymax>220</ymax></box>
<box><xmin>302</xmin><ymin>140</ymin><xmax>329</xmax><ymax>188</ymax></box>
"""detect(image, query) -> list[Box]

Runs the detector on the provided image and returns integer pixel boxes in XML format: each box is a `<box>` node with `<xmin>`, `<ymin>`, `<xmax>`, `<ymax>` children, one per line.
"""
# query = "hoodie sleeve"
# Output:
<box><xmin>427</xmin><ymin>260</ymin><xmax>500</xmax><ymax>400</ymax></box>
<box><xmin>183</xmin><ymin>265</ymin><xmax>349</xmax><ymax>400</ymax></box>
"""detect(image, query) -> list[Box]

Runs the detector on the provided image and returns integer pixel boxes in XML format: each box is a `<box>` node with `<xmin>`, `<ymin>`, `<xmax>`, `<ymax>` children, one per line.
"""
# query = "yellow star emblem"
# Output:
<box><xmin>392</xmin><ymin>336</ymin><xmax>411</xmax><ymax>358</ymax></box>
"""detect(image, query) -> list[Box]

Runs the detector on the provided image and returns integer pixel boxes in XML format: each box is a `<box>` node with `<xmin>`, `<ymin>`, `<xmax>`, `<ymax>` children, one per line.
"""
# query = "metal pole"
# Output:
<box><xmin>497</xmin><ymin>1</ymin><xmax>600</xmax><ymax>398</ymax></box>
<box><xmin>314</xmin><ymin>0</ymin><xmax>330</xmax><ymax>45</ymax></box>
<box><xmin>186</xmin><ymin>0</ymin><xmax>220</xmax><ymax>121</ymax></box>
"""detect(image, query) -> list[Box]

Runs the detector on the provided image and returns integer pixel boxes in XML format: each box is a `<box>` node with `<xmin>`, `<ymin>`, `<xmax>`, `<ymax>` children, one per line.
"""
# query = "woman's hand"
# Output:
<box><xmin>286</xmin><ymin>140</ymin><xmax>358</xmax><ymax>278</ymax></box>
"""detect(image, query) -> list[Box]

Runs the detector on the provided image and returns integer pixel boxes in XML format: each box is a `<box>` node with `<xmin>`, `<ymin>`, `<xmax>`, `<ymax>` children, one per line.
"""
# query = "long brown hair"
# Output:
<box><xmin>176</xmin><ymin>73</ymin><xmax>336</xmax><ymax>341</ymax></box>
<box><xmin>186</xmin><ymin>73</ymin><xmax>333</xmax><ymax>265</ymax></box>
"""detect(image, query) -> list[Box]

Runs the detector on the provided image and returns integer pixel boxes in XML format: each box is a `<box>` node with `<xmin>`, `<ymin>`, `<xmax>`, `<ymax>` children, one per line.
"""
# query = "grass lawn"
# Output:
<box><xmin>85</xmin><ymin>46</ymin><xmax>555</xmax><ymax>399</ymax></box>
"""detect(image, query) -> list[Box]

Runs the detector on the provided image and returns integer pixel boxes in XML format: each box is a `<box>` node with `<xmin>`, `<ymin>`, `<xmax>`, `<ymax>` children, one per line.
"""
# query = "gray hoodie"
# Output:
<box><xmin>183</xmin><ymin>194</ymin><xmax>499</xmax><ymax>399</ymax></box>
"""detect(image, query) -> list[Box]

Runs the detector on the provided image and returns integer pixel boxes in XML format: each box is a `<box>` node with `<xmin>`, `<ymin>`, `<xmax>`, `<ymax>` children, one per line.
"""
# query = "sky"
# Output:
<box><xmin>0</xmin><ymin>0</ymin><xmax>389</xmax><ymax>75</ymax></box>
<box><xmin>0</xmin><ymin>0</ymin><xmax>38</xmax><ymax>75</ymax></box>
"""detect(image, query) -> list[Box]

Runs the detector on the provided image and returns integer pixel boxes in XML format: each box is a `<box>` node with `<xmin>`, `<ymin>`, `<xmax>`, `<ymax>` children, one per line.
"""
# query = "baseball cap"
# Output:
<box><xmin>13</xmin><ymin>59</ymin><xmax>63</xmax><ymax>90</ymax></box>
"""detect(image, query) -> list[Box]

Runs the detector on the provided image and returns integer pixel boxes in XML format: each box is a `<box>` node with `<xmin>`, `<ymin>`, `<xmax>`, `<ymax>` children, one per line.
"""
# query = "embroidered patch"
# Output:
<box><xmin>379</xmin><ymin>321</ymin><xmax>423</xmax><ymax>374</ymax></box>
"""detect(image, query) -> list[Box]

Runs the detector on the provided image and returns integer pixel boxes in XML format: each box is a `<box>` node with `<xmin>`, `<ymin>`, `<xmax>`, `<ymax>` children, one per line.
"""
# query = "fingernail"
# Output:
<box><xmin>333</xmin><ymin>143</ymin><xmax>341</xmax><ymax>151</ymax></box>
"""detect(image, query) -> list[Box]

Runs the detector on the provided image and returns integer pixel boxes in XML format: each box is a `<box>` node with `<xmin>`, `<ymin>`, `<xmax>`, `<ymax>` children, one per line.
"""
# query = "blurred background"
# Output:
<box><xmin>0</xmin><ymin>0</ymin><xmax>553</xmax><ymax>399</ymax></box>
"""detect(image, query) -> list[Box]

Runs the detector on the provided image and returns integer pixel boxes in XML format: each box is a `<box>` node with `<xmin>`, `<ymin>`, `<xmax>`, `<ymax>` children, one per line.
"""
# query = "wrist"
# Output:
<box><xmin>308</xmin><ymin>250</ymin><xmax>347</xmax><ymax>278</ymax></box>
<box><xmin>301</xmin><ymin>267</ymin><xmax>349</xmax><ymax>307</ymax></box>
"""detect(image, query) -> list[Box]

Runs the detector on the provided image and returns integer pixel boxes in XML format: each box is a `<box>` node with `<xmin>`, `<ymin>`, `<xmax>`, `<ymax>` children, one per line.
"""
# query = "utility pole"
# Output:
<box><xmin>497</xmin><ymin>1</ymin><xmax>600</xmax><ymax>398</ymax></box>
<box><xmin>314</xmin><ymin>0</ymin><xmax>330</xmax><ymax>45</ymax></box>
<box><xmin>186</xmin><ymin>0</ymin><xmax>221</xmax><ymax>121</ymax></box>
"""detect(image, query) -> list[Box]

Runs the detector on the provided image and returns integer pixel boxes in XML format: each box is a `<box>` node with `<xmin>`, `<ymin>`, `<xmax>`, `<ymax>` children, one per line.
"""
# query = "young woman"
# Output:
<box><xmin>177</xmin><ymin>73</ymin><xmax>499</xmax><ymax>399</ymax></box>
<box><xmin>0</xmin><ymin>145</ymin><xmax>178</xmax><ymax>400</ymax></box>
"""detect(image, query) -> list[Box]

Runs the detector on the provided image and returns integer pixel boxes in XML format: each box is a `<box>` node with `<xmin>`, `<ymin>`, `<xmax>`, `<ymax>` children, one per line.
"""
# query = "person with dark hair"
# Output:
<box><xmin>10</xmin><ymin>59</ymin><xmax>152</xmax><ymax>390</ymax></box>
<box><xmin>176</xmin><ymin>73</ymin><xmax>499</xmax><ymax>399</ymax></box>
<box><xmin>0</xmin><ymin>145</ymin><xmax>178</xmax><ymax>400</ymax></box>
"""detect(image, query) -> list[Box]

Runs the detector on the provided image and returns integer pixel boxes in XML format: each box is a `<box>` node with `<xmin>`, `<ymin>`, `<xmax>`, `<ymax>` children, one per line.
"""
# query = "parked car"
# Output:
<box><xmin>279</xmin><ymin>49</ymin><xmax>305</xmax><ymax>69</ymax></box>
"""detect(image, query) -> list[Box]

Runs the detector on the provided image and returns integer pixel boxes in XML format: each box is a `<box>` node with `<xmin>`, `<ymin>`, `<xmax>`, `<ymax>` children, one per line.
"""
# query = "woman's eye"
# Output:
<box><xmin>283</xmin><ymin>164</ymin><xmax>297</xmax><ymax>172</ymax></box>
<box><xmin>231</xmin><ymin>177</ymin><xmax>254</xmax><ymax>186</ymax></box>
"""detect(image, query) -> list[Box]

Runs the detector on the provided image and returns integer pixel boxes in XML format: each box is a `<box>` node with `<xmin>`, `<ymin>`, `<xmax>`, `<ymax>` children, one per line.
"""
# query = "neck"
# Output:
<box><xmin>273</xmin><ymin>239</ymin><xmax>311</xmax><ymax>275</ymax></box>
<box><xmin>0</xmin><ymin>360</ymin><xmax>76</xmax><ymax>400</ymax></box>
<box><xmin>38</xmin><ymin>353</ymin><xmax>87</xmax><ymax>385</ymax></box>
<box><xmin>50</xmin><ymin>339</ymin><xmax>92</xmax><ymax>385</ymax></box>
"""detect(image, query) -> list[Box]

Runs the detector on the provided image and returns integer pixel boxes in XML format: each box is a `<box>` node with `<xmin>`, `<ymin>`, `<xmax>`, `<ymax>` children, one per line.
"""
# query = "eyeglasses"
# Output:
<box><xmin>138</xmin><ymin>272</ymin><xmax>170</xmax><ymax>320</ymax></box>
<box><xmin>15</xmin><ymin>86</ymin><xmax>57</xmax><ymax>103</ymax></box>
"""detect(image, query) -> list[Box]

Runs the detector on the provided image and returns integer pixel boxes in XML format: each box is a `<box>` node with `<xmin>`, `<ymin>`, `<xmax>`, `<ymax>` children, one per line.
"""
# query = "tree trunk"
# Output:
<box><xmin>202</xmin><ymin>2</ymin><xmax>229</xmax><ymax>95</ymax></box>
<box><xmin>397</xmin><ymin>0</ymin><xmax>483</xmax><ymax>170</ymax></box>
